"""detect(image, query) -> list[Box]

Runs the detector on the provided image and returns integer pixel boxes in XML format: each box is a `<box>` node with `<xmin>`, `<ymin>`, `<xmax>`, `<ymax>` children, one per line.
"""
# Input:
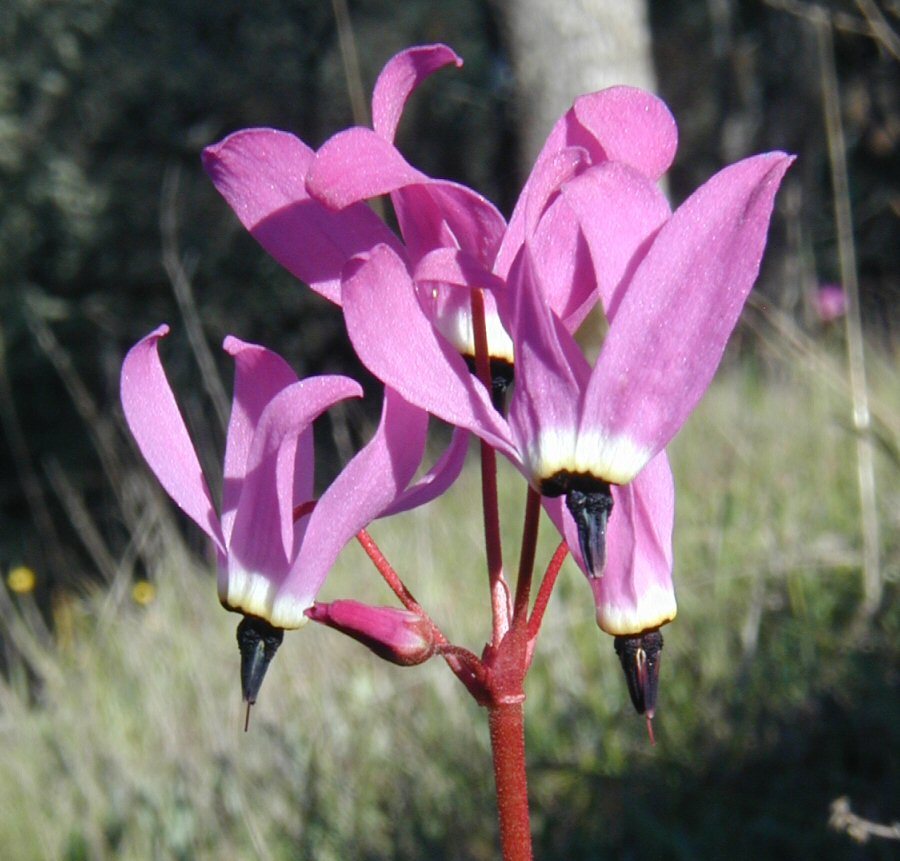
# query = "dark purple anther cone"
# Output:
<box><xmin>614</xmin><ymin>629</ymin><xmax>663</xmax><ymax>717</ymax></box>
<box><xmin>237</xmin><ymin>615</ymin><xmax>284</xmax><ymax>705</ymax></box>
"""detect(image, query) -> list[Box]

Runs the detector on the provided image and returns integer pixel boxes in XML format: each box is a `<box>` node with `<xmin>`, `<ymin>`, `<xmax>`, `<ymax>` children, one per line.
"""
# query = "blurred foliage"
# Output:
<box><xmin>650</xmin><ymin>0</ymin><xmax>898</xmax><ymax>337</ymax></box>
<box><xmin>0</xmin><ymin>355</ymin><xmax>897</xmax><ymax>859</ymax></box>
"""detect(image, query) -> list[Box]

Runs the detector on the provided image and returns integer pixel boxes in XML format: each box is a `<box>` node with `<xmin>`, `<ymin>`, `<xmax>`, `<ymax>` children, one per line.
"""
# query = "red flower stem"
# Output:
<box><xmin>528</xmin><ymin>541</ymin><xmax>569</xmax><ymax>641</ymax></box>
<box><xmin>356</xmin><ymin>528</ymin><xmax>424</xmax><ymax>613</ymax></box>
<box><xmin>489</xmin><ymin>702</ymin><xmax>533</xmax><ymax>861</ymax></box>
<box><xmin>512</xmin><ymin>487</ymin><xmax>542</xmax><ymax>626</ymax></box>
<box><xmin>356</xmin><ymin>528</ymin><xmax>490</xmax><ymax>696</ymax></box>
<box><xmin>470</xmin><ymin>288</ymin><xmax>509</xmax><ymax>645</ymax></box>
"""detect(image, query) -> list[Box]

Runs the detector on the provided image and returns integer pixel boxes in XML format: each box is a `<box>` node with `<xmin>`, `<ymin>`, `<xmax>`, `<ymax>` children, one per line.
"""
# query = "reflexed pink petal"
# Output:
<box><xmin>281</xmin><ymin>387</ymin><xmax>429</xmax><ymax>611</ymax></box>
<box><xmin>393</xmin><ymin>181</ymin><xmax>506</xmax><ymax>266</ymax></box>
<box><xmin>559</xmin><ymin>161</ymin><xmax>671</xmax><ymax>320</ymax></box>
<box><xmin>579</xmin><ymin>152</ymin><xmax>794</xmax><ymax>480</ymax></box>
<box><xmin>414</xmin><ymin>247</ymin><xmax>504</xmax><ymax>294</ymax></box>
<box><xmin>506</xmin><ymin>86</ymin><xmax>676</xmax><ymax>276</ymax></box>
<box><xmin>526</xmin><ymin>194</ymin><xmax>597</xmax><ymax>331</ymax></box>
<box><xmin>570</xmin><ymin>87</ymin><xmax>678</xmax><ymax>180</ymax></box>
<box><xmin>591</xmin><ymin>452</ymin><xmax>676</xmax><ymax>636</ymax></box>
<box><xmin>495</xmin><ymin>146</ymin><xmax>589</xmax><ymax>279</ymax></box>
<box><xmin>529</xmin><ymin>87</ymin><xmax>676</xmax><ymax>181</ymax></box>
<box><xmin>507</xmin><ymin>248</ymin><xmax>590</xmax><ymax>482</ymax></box>
<box><xmin>307</xmin><ymin>127</ymin><xmax>428</xmax><ymax>209</ymax></box>
<box><xmin>384</xmin><ymin>426</ymin><xmax>470</xmax><ymax>516</ymax></box>
<box><xmin>120</xmin><ymin>325</ymin><xmax>225</xmax><ymax>553</ymax></box>
<box><xmin>221</xmin><ymin>336</ymin><xmax>299</xmax><ymax>544</ymax></box>
<box><xmin>372</xmin><ymin>44</ymin><xmax>462</xmax><ymax>143</ymax></box>
<box><xmin>309</xmin><ymin>129</ymin><xmax>506</xmax><ymax>265</ymax></box>
<box><xmin>227</xmin><ymin>376</ymin><xmax>362</xmax><ymax>599</ymax></box>
<box><xmin>203</xmin><ymin>129</ymin><xmax>398</xmax><ymax>302</ymax></box>
<box><xmin>341</xmin><ymin>244</ymin><xmax>517</xmax><ymax>458</ymax></box>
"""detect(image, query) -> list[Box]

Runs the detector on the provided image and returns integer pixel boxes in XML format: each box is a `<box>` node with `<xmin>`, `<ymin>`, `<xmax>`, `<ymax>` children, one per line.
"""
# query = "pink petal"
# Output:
<box><xmin>280</xmin><ymin>387</ymin><xmax>429</xmax><ymax>613</ymax></box>
<box><xmin>526</xmin><ymin>194</ymin><xmax>597</xmax><ymax>331</ymax></box>
<box><xmin>372</xmin><ymin>44</ymin><xmax>463</xmax><ymax>143</ymax></box>
<box><xmin>495</xmin><ymin>146</ymin><xmax>589</xmax><ymax>278</ymax></box>
<box><xmin>226</xmin><ymin>376</ymin><xmax>362</xmax><ymax>620</ymax></box>
<box><xmin>341</xmin><ymin>244</ymin><xmax>517</xmax><ymax>458</ymax></box>
<box><xmin>578</xmin><ymin>152</ymin><xmax>794</xmax><ymax>483</ymax></box>
<box><xmin>384</xmin><ymin>426</ymin><xmax>470</xmax><ymax>516</ymax></box>
<box><xmin>414</xmin><ymin>247</ymin><xmax>505</xmax><ymax>294</ymax></box>
<box><xmin>506</xmin><ymin>247</ymin><xmax>590</xmax><ymax>484</ymax></box>
<box><xmin>590</xmin><ymin>452</ymin><xmax>676</xmax><ymax>636</ymax></box>
<box><xmin>502</xmin><ymin>87</ymin><xmax>677</xmax><ymax>282</ymax></box>
<box><xmin>559</xmin><ymin>161</ymin><xmax>671</xmax><ymax>321</ymax></box>
<box><xmin>570</xmin><ymin>87</ymin><xmax>678</xmax><ymax>180</ymax></box>
<box><xmin>203</xmin><ymin>129</ymin><xmax>399</xmax><ymax>303</ymax></box>
<box><xmin>528</xmin><ymin>87</ymin><xmax>677</xmax><ymax>182</ymax></box>
<box><xmin>308</xmin><ymin>128</ymin><xmax>506</xmax><ymax>266</ymax></box>
<box><xmin>307</xmin><ymin>127</ymin><xmax>428</xmax><ymax>210</ymax></box>
<box><xmin>393</xmin><ymin>182</ymin><xmax>506</xmax><ymax>266</ymax></box>
<box><xmin>220</xmin><ymin>337</ymin><xmax>300</xmax><ymax>544</ymax></box>
<box><xmin>413</xmin><ymin>248</ymin><xmax>508</xmax><ymax>358</ymax></box>
<box><xmin>120</xmin><ymin>325</ymin><xmax>225</xmax><ymax>554</ymax></box>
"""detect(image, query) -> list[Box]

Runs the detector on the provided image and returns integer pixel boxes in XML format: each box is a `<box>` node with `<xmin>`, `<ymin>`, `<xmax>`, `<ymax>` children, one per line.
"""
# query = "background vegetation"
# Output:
<box><xmin>1</xmin><ymin>0</ymin><xmax>897</xmax><ymax>858</ymax></box>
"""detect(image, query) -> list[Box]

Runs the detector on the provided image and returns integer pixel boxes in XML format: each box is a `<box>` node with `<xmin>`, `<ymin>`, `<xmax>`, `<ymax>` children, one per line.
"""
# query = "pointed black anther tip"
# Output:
<box><xmin>237</xmin><ymin>615</ymin><xmax>284</xmax><ymax>705</ymax></box>
<box><xmin>614</xmin><ymin>629</ymin><xmax>663</xmax><ymax>717</ymax></box>
<box><xmin>565</xmin><ymin>484</ymin><xmax>613</xmax><ymax>578</ymax></box>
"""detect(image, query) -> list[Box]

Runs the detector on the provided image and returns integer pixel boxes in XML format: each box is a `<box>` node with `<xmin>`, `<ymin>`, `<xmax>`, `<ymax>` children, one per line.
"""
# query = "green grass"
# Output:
<box><xmin>1</xmin><ymin>345</ymin><xmax>898</xmax><ymax>860</ymax></box>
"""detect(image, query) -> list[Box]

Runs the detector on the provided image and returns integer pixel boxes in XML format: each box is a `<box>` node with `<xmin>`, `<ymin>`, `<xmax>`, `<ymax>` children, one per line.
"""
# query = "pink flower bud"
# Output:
<box><xmin>306</xmin><ymin>600</ymin><xmax>435</xmax><ymax>666</ymax></box>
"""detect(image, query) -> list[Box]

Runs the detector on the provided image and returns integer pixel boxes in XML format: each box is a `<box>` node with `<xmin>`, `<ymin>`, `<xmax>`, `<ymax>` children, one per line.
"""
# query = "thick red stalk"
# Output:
<box><xmin>489</xmin><ymin>702</ymin><xmax>533</xmax><ymax>861</ymax></box>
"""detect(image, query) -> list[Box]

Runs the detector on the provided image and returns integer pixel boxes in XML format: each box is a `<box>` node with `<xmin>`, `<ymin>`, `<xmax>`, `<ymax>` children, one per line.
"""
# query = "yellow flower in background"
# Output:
<box><xmin>131</xmin><ymin>579</ymin><xmax>156</xmax><ymax>606</ymax></box>
<box><xmin>7</xmin><ymin>566</ymin><xmax>36</xmax><ymax>594</ymax></box>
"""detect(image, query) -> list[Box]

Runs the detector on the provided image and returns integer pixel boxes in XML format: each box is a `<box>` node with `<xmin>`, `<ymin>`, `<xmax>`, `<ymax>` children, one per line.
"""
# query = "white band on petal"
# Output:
<box><xmin>595</xmin><ymin>584</ymin><xmax>677</xmax><ymax>636</ymax></box>
<box><xmin>433</xmin><ymin>297</ymin><xmax>515</xmax><ymax>363</ymax></box>
<box><xmin>573</xmin><ymin>429</ymin><xmax>652</xmax><ymax>485</ymax></box>
<box><xmin>526</xmin><ymin>427</ymin><xmax>652</xmax><ymax>487</ymax></box>
<box><xmin>219</xmin><ymin>564</ymin><xmax>310</xmax><ymax>630</ymax></box>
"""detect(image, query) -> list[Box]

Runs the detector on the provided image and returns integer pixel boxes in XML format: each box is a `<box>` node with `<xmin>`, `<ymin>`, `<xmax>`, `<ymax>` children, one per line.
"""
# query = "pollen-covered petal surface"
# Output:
<box><xmin>120</xmin><ymin>325</ymin><xmax>225</xmax><ymax>553</ymax></box>
<box><xmin>203</xmin><ymin>129</ymin><xmax>399</xmax><ymax>303</ymax></box>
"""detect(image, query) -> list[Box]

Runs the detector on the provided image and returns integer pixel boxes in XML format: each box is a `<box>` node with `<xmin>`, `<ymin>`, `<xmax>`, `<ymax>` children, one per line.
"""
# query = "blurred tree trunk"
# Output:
<box><xmin>498</xmin><ymin>0</ymin><xmax>657</xmax><ymax>169</ymax></box>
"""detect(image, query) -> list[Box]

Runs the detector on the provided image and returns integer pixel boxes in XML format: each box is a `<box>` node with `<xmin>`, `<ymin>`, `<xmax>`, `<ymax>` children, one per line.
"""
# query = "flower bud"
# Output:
<box><xmin>306</xmin><ymin>600</ymin><xmax>435</xmax><ymax>666</ymax></box>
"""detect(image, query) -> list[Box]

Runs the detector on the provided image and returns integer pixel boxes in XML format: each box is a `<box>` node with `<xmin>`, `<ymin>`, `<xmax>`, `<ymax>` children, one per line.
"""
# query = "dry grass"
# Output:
<box><xmin>1</xmin><ymin>339</ymin><xmax>898</xmax><ymax>860</ymax></box>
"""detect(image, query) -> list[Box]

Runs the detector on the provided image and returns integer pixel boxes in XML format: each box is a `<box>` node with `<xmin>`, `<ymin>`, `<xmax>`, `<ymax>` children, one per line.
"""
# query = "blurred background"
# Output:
<box><xmin>0</xmin><ymin>0</ymin><xmax>898</xmax><ymax>858</ymax></box>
